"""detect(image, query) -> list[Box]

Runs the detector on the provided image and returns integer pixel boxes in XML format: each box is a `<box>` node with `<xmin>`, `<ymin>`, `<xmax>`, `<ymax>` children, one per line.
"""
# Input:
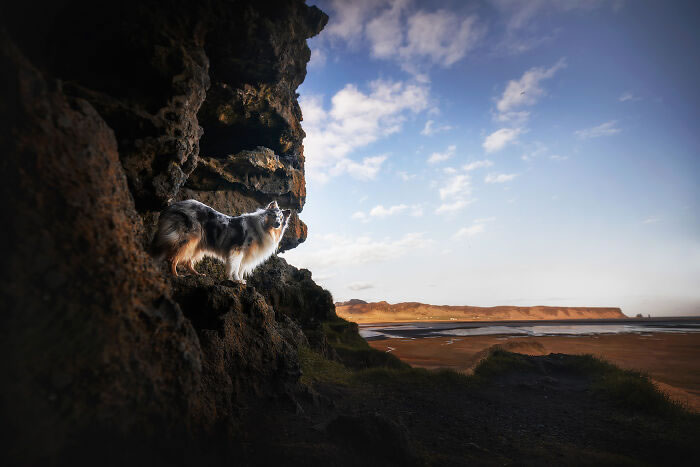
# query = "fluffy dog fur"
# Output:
<box><xmin>152</xmin><ymin>199</ymin><xmax>291</xmax><ymax>282</ymax></box>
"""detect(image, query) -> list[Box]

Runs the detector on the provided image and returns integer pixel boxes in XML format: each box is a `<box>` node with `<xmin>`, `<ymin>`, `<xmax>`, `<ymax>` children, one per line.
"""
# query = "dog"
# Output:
<box><xmin>152</xmin><ymin>199</ymin><xmax>291</xmax><ymax>283</ymax></box>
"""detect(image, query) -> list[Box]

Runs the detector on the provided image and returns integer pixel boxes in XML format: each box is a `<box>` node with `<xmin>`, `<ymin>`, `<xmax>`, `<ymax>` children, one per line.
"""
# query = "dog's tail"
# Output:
<box><xmin>150</xmin><ymin>209</ymin><xmax>192</xmax><ymax>260</ymax></box>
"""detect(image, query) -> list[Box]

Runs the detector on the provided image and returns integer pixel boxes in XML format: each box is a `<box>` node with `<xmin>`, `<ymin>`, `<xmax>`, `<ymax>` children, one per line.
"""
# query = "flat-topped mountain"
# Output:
<box><xmin>335</xmin><ymin>300</ymin><xmax>626</xmax><ymax>323</ymax></box>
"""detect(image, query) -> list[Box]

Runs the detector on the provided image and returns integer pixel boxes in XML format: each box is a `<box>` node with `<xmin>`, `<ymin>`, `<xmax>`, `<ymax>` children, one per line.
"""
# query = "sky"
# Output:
<box><xmin>281</xmin><ymin>0</ymin><xmax>700</xmax><ymax>317</ymax></box>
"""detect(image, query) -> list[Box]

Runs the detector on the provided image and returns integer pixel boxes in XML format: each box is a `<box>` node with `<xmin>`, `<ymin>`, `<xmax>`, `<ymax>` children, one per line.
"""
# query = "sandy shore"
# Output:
<box><xmin>369</xmin><ymin>332</ymin><xmax>700</xmax><ymax>412</ymax></box>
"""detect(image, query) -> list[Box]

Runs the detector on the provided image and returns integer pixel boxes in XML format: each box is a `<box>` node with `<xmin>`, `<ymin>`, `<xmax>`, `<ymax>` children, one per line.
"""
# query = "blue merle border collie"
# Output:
<box><xmin>152</xmin><ymin>199</ymin><xmax>291</xmax><ymax>283</ymax></box>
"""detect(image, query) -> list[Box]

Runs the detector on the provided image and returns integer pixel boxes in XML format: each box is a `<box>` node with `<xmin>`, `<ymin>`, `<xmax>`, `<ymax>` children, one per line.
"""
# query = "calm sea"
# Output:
<box><xmin>359</xmin><ymin>318</ymin><xmax>700</xmax><ymax>340</ymax></box>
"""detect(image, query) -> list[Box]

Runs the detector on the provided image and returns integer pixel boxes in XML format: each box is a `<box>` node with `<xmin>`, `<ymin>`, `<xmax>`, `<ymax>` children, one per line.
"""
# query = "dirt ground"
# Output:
<box><xmin>369</xmin><ymin>332</ymin><xmax>700</xmax><ymax>412</ymax></box>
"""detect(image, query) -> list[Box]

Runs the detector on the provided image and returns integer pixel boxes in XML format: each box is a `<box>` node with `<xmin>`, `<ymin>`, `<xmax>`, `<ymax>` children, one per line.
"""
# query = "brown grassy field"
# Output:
<box><xmin>369</xmin><ymin>332</ymin><xmax>700</xmax><ymax>411</ymax></box>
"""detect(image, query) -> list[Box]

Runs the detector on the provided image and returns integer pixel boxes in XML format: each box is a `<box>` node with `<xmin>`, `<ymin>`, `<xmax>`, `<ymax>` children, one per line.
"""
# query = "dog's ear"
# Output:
<box><xmin>265</xmin><ymin>200</ymin><xmax>279</xmax><ymax>210</ymax></box>
<box><xmin>282</xmin><ymin>209</ymin><xmax>292</xmax><ymax>219</ymax></box>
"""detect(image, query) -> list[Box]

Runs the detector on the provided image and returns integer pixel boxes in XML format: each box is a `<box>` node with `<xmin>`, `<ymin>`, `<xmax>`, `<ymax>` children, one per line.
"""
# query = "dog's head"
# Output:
<box><xmin>264</xmin><ymin>201</ymin><xmax>291</xmax><ymax>230</ymax></box>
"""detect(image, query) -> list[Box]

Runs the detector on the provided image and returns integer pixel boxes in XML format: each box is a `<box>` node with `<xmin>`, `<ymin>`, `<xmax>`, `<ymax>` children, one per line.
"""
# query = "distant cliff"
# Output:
<box><xmin>336</xmin><ymin>301</ymin><xmax>626</xmax><ymax>323</ymax></box>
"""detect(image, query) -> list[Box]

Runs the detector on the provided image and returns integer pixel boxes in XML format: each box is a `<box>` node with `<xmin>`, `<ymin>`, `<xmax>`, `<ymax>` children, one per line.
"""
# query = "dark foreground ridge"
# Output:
<box><xmin>1</xmin><ymin>1</ymin><xmax>697</xmax><ymax>465</ymax></box>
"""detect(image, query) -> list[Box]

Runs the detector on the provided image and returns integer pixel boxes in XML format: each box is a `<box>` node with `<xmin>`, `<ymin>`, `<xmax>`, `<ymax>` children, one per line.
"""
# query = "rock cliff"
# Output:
<box><xmin>0</xmin><ymin>0</ymin><xmax>333</xmax><ymax>463</ymax></box>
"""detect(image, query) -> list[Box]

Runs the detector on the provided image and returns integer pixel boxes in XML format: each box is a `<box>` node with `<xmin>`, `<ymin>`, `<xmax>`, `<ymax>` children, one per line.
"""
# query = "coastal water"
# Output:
<box><xmin>359</xmin><ymin>318</ymin><xmax>700</xmax><ymax>340</ymax></box>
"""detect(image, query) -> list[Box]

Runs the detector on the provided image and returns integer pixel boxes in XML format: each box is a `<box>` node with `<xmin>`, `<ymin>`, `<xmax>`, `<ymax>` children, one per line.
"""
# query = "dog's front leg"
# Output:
<box><xmin>226</xmin><ymin>254</ymin><xmax>244</xmax><ymax>284</ymax></box>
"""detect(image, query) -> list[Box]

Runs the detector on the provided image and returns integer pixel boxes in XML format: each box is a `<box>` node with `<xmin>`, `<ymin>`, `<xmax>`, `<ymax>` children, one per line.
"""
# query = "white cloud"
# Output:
<box><xmin>483</xmin><ymin>128</ymin><xmax>522</xmax><ymax>153</ymax></box>
<box><xmin>301</xmin><ymin>79</ymin><xmax>429</xmax><ymax>182</ymax></box>
<box><xmin>436</xmin><ymin>199</ymin><xmax>473</xmax><ymax>214</ymax></box>
<box><xmin>309</xmin><ymin>48</ymin><xmax>326</xmax><ymax>68</ymax></box>
<box><xmin>370</xmin><ymin>204</ymin><xmax>409</xmax><ymax>217</ymax></box>
<box><xmin>496</xmin><ymin>59</ymin><xmax>566</xmax><ymax>116</ymax></box>
<box><xmin>421</xmin><ymin>119</ymin><xmax>453</xmax><ymax>135</ymax></box>
<box><xmin>333</xmin><ymin>155</ymin><xmax>388</xmax><ymax>180</ymax></box>
<box><xmin>642</xmin><ymin>217</ymin><xmax>660</xmax><ymax>224</ymax></box>
<box><xmin>348</xmin><ymin>281</ymin><xmax>375</xmax><ymax>291</ymax></box>
<box><xmin>282</xmin><ymin>232</ymin><xmax>432</xmax><ymax>269</ymax></box>
<box><xmin>574</xmin><ymin>120</ymin><xmax>621</xmax><ymax>139</ymax></box>
<box><xmin>619</xmin><ymin>91</ymin><xmax>641</xmax><ymax>102</ymax></box>
<box><xmin>549</xmin><ymin>154</ymin><xmax>568</xmax><ymax>161</ymax></box>
<box><xmin>453</xmin><ymin>217</ymin><xmax>496</xmax><ymax>239</ymax></box>
<box><xmin>439</xmin><ymin>174</ymin><xmax>471</xmax><ymax>200</ymax></box>
<box><xmin>485</xmin><ymin>173</ymin><xmax>518</xmax><ymax>183</ymax></box>
<box><xmin>397</xmin><ymin>171</ymin><xmax>416</xmax><ymax>181</ymax></box>
<box><xmin>427</xmin><ymin>144</ymin><xmax>456</xmax><ymax>164</ymax></box>
<box><xmin>352</xmin><ymin>211</ymin><xmax>368</xmax><ymax>222</ymax></box>
<box><xmin>434</xmin><ymin>158</ymin><xmax>483</xmax><ymax>214</ymax></box>
<box><xmin>324</xmin><ymin>0</ymin><xmax>484</xmax><ymax>78</ymax></box>
<box><xmin>354</xmin><ymin>203</ymin><xmax>423</xmax><ymax>220</ymax></box>
<box><xmin>453</xmin><ymin>223</ymin><xmax>485</xmax><ymax>238</ymax></box>
<box><xmin>463</xmin><ymin>159</ymin><xmax>494</xmax><ymax>171</ymax></box>
<box><xmin>399</xmin><ymin>10</ymin><xmax>484</xmax><ymax>68</ymax></box>
<box><xmin>324</xmin><ymin>0</ymin><xmax>383</xmax><ymax>44</ymax></box>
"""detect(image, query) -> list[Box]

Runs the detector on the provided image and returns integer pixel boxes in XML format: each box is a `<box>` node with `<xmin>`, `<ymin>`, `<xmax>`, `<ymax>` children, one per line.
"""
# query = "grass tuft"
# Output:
<box><xmin>298</xmin><ymin>345</ymin><xmax>351</xmax><ymax>385</ymax></box>
<box><xmin>321</xmin><ymin>317</ymin><xmax>409</xmax><ymax>370</ymax></box>
<box><xmin>569</xmin><ymin>354</ymin><xmax>687</xmax><ymax>415</ymax></box>
<box><xmin>472</xmin><ymin>349</ymin><xmax>534</xmax><ymax>378</ymax></box>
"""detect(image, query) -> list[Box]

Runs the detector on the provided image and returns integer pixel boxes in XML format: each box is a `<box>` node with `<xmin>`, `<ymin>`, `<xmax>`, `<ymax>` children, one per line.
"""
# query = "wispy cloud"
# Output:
<box><xmin>642</xmin><ymin>217</ymin><xmax>660</xmax><ymax>224</ymax></box>
<box><xmin>354</xmin><ymin>203</ymin><xmax>423</xmax><ymax>221</ymax></box>
<box><xmin>427</xmin><ymin>144</ymin><xmax>456</xmax><ymax>164</ymax></box>
<box><xmin>308</xmin><ymin>48</ymin><xmax>326</xmax><ymax>68</ymax></box>
<box><xmin>435</xmin><ymin>171</ymin><xmax>475</xmax><ymax>214</ymax></box>
<box><xmin>301</xmin><ymin>79</ymin><xmax>429</xmax><ymax>182</ymax></box>
<box><xmin>352</xmin><ymin>211</ymin><xmax>369</xmax><ymax>223</ymax></box>
<box><xmin>485</xmin><ymin>173</ymin><xmax>518</xmax><ymax>183</ymax></box>
<box><xmin>483</xmin><ymin>128</ymin><xmax>522</xmax><ymax>152</ymax></box>
<box><xmin>549</xmin><ymin>154</ymin><xmax>568</xmax><ymax>161</ymax></box>
<box><xmin>397</xmin><ymin>171</ymin><xmax>416</xmax><ymax>181</ymax></box>
<box><xmin>463</xmin><ymin>159</ymin><xmax>494</xmax><ymax>171</ymax></box>
<box><xmin>496</xmin><ymin>59</ymin><xmax>566</xmax><ymax>115</ymax></box>
<box><xmin>619</xmin><ymin>91</ymin><xmax>642</xmax><ymax>102</ymax></box>
<box><xmin>348</xmin><ymin>281</ymin><xmax>375</xmax><ymax>291</ymax></box>
<box><xmin>369</xmin><ymin>204</ymin><xmax>409</xmax><ymax>217</ymax></box>
<box><xmin>454</xmin><ymin>223</ymin><xmax>484</xmax><ymax>238</ymax></box>
<box><xmin>421</xmin><ymin>119</ymin><xmax>453</xmax><ymax>135</ymax></box>
<box><xmin>282</xmin><ymin>232</ymin><xmax>432</xmax><ymax>269</ymax></box>
<box><xmin>436</xmin><ymin>199</ymin><xmax>473</xmax><ymax>214</ymax></box>
<box><xmin>574</xmin><ymin>120</ymin><xmax>621</xmax><ymax>139</ymax></box>
<box><xmin>434</xmin><ymin>157</ymin><xmax>494</xmax><ymax>214</ymax></box>
<box><xmin>520</xmin><ymin>141</ymin><xmax>549</xmax><ymax>162</ymax></box>
<box><xmin>453</xmin><ymin>217</ymin><xmax>496</xmax><ymax>239</ymax></box>
<box><xmin>492</xmin><ymin>1</ymin><xmax>616</xmax><ymax>54</ymax></box>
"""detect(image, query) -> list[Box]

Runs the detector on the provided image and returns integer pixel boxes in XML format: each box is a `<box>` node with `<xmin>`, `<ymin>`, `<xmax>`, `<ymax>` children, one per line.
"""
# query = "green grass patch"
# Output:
<box><xmin>298</xmin><ymin>345</ymin><xmax>351</xmax><ymax>385</ymax></box>
<box><xmin>299</xmin><ymin>345</ymin><xmax>471</xmax><ymax>390</ymax></box>
<box><xmin>569</xmin><ymin>354</ymin><xmax>687</xmax><ymax>415</ymax></box>
<box><xmin>472</xmin><ymin>349</ymin><xmax>534</xmax><ymax>378</ymax></box>
<box><xmin>321</xmin><ymin>317</ymin><xmax>409</xmax><ymax>370</ymax></box>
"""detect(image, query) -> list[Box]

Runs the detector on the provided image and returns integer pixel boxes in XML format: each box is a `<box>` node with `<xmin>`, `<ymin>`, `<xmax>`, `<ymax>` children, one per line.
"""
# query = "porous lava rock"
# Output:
<box><xmin>0</xmin><ymin>0</ymin><xmax>330</xmax><ymax>463</ymax></box>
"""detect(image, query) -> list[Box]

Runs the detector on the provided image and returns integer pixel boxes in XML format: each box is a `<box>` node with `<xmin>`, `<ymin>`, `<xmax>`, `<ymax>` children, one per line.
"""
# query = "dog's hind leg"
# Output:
<box><xmin>169</xmin><ymin>236</ymin><xmax>199</xmax><ymax>277</ymax></box>
<box><xmin>185</xmin><ymin>260</ymin><xmax>202</xmax><ymax>276</ymax></box>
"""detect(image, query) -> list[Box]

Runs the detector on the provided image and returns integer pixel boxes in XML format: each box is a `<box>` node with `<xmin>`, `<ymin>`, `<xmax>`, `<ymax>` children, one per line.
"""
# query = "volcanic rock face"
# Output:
<box><xmin>0</xmin><ymin>0</ymin><xmax>329</xmax><ymax>462</ymax></box>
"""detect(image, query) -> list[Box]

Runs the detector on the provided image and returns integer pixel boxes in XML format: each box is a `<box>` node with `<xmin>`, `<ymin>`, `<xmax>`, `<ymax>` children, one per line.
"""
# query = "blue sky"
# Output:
<box><xmin>281</xmin><ymin>0</ymin><xmax>700</xmax><ymax>316</ymax></box>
